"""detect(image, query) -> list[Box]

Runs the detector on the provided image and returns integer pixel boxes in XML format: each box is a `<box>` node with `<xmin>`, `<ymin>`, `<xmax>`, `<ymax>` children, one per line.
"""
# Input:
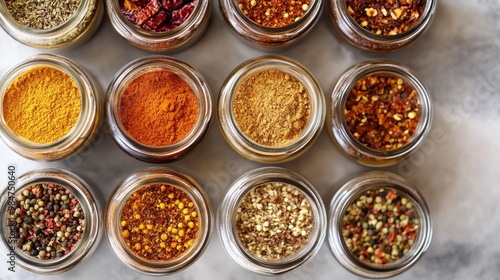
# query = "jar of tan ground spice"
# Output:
<box><xmin>105</xmin><ymin>167</ymin><xmax>212</xmax><ymax>275</ymax></box>
<box><xmin>0</xmin><ymin>0</ymin><xmax>103</xmax><ymax>49</ymax></box>
<box><xmin>0</xmin><ymin>168</ymin><xmax>102</xmax><ymax>274</ymax></box>
<box><xmin>327</xmin><ymin>59</ymin><xmax>432</xmax><ymax>167</ymax></box>
<box><xmin>218</xmin><ymin>55</ymin><xmax>325</xmax><ymax>163</ymax></box>
<box><xmin>218</xmin><ymin>167</ymin><xmax>326</xmax><ymax>275</ymax></box>
<box><xmin>0</xmin><ymin>54</ymin><xmax>101</xmax><ymax>161</ymax></box>
<box><xmin>106</xmin><ymin>55</ymin><xmax>212</xmax><ymax>163</ymax></box>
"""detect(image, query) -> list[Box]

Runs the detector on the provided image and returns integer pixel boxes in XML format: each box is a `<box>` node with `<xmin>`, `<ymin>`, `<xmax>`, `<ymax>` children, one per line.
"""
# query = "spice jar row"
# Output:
<box><xmin>0</xmin><ymin>54</ymin><xmax>432</xmax><ymax>167</ymax></box>
<box><xmin>0</xmin><ymin>167</ymin><xmax>431</xmax><ymax>277</ymax></box>
<box><xmin>0</xmin><ymin>0</ymin><xmax>436</xmax><ymax>51</ymax></box>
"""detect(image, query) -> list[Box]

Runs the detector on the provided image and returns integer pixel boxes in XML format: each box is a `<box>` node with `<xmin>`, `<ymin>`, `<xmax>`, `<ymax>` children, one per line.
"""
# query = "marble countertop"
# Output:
<box><xmin>1</xmin><ymin>0</ymin><xmax>500</xmax><ymax>279</ymax></box>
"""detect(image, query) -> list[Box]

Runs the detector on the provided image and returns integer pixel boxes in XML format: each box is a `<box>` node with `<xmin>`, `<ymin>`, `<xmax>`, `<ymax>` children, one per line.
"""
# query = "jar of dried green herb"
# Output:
<box><xmin>218</xmin><ymin>55</ymin><xmax>325</xmax><ymax>163</ymax></box>
<box><xmin>0</xmin><ymin>168</ymin><xmax>102</xmax><ymax>274</ymax></box>
<box><xmin>218</xmin><ymin>167</ymin><xmax>326</xmax><ymax>275</ymax></box>
<box><xmin>0</xmin><ymin>0</ymin><xmax>103</xmax><ymax>49</ymax></box>
<box><xmin>328</xmin><ymin>171</ymin><xmax>432</xmax><ymax>278</ymax></box>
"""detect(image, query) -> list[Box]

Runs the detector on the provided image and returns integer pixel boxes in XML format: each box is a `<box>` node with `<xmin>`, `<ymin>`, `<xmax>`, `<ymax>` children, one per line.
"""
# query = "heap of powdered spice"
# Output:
<box><xmin>119</xmin><ymin>69</ymin><xmax>199</xmax><ymax>147</ymax></box>
<box><xmin>2</xmin><ymin>66</ymin><xmax>82</xmax><ymax>144</ymax></box>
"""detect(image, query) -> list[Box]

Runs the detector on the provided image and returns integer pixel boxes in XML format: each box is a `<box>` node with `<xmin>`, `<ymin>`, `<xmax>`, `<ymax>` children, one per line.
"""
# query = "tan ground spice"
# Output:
<box><xmin>232</xmin><ymin>69</ymin><xmax>310</xmax><ymax>147</ymax></box>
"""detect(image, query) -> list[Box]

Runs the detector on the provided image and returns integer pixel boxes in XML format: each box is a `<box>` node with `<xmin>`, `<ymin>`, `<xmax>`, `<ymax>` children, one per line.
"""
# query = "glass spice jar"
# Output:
<box><xmin>105</xmin><ymin>0</ymin><xmax>210</xmax><ymax>52</ymax></box>
<box><xmin>327</xmin><ymin>0</ymin><xmax>436</xmax><ymax>52</ymax></box>
<box><xmin>327</xmin><ymin>59</ymin><xmax>432</xmax><ymax>167</ymax></box>
<box><xmin>219</xmin><ymin>0</ymin><xmax>322</xmax><ymax>49</ymax></box>
<box><xmin>105</xmin><ymin>167</ymin><xmax>212</xmax><ymax>275</ymax></box>
<box><xmin>328</xmin><ymin>171</ymin><xmax>432</xmax><ymax>278</ymax></box>
<box><xmin>218</xmin><ymin>167</ymin><xmax>326</xmax><ymax>275</ymax></box>
<box><xmin>106</xmin><ymin>55</ymin><xmax>212</xmax><ymax>163</ymax></box>
<box><xmin>218</xmin><ymin>55</ymin><xmax>325</xmax><ymax>163</ymax></box>
<box><xmin>0</xmin><ymin>168</ymin><xmax>103</xmax><ymax>274</ymax></box>
<box><xmin>0</xmin><ymin>54</ymin><xmax>101</xmax><ymax>161</ymax></box>
<box><xmin>0</xmin><ymin>0</ymin><xmax>103</xmax><ymax>49</ymax></box>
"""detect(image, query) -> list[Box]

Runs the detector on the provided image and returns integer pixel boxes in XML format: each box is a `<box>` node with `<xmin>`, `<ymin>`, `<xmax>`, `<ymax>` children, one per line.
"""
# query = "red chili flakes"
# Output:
<box><xmin>345</xmin><ymin>0</ymin><xmax>426</xmax><ymax>35</ymax></box>
<box><xmin>237</xmin><ymin>0</ymin><xmax>311</xmax><ymax>28</ymax></box>
<box><xmin>344</xmin><ymin>74</ymin><xmax>420</xmax><ymax>151</ymax></box>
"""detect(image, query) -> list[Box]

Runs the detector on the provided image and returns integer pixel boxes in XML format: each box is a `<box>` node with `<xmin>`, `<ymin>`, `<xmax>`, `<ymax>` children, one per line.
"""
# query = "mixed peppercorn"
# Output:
<box><xmin>120</xmin><ymin>184</ymin><xmax>199</xmax><ymax>261</ymax></box>
<box><xmin>341</xmin><ymin>187</ymin><xmax>419</xmax><ymax>265</ymax></box>
<box><xmin>238</xmin><ymin>0</ymin><xmax>311</xmax><ymax>28</ymax></box>
<box><xmin>344</xmin><ymin>73</ymin><xmax>420</xmax><ymax>151</ymax></box>
<box><xmin>8</xmin><ymin>183</ymin><xmax>85</xmax><ymax>260</ymax></box>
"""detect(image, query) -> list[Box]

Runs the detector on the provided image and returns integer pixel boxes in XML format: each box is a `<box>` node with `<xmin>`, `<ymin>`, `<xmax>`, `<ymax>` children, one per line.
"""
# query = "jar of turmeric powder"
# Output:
<box><xmin>106</xmin><ymin>55</ymin><xmax>212</xmax><ymax>163</ymax></box>
<box><xmin>0</xmin><ymin>54</ymin><xmax>101</xmax><ymax>161</ymax></box>
<box><xmin>105</xmin><ymin>167</ymin><xmax>212</xmax><ymax>275</ymax></box>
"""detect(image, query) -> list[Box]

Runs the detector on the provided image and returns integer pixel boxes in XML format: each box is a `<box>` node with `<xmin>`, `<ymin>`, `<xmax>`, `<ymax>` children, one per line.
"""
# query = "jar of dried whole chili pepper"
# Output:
<box><xmin>218</xmin><ymin>55</ymin><xmax>325</xmax><ymax>163</ymax></box>
<box><xmin>219</xmin><ymin>0</ymin><xmax>322</xmax><ymax>49</ymax></box>
<box><xmin>327</xmin><ymin>0</ymin><xmax>436</xmax><ymax>51</ymax></box>
<box><xmin>218</xmin><ymin>167</ymin><xmax>326</xmax><ymax>275</ymax></box>
<box><xmin>0</xmin><ymin>168</ymin><xmax>102</xmax><ymax>274</ymax></box>
<box><xmin>328</xmin><ymin>171</ymin><xmax>432</xmax><ymax>278</ymax></box>
<box><xmin>106</xmin><ymin>55</ymin><xmax>212</xmax><ymax>163</ymax></box>
<box><xmin>327</xmin><ymin>59</ymin><xmax>432</xmax><ymax>167</ymax></box>
<box><xmin>105</xmin><ymin>167</ymin><xmax>212</xmax><ymax>275</ymax></box>
<box><xmin>0</xmin><ymin>0</ymin><xmax>103</xmax><ymax>49</ymax></box>
<box><xmin>105</xmin><ymin>0</ymin><xmax>210</xmax><ymax>52</ymax></box>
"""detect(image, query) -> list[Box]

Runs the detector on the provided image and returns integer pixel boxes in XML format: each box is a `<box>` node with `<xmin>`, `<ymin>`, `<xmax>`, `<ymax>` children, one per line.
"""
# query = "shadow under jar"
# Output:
<box><xmin>327</xmin><ymin>0</ymin><xmax>436</xmax><ymax>52</ymax></box>
<box><xmin>106</xmin><ymin>0</ymin><xmax>210</xmax><ymax>52</ymax></box>
<box><xmin>0</xmin><ymin>0</ymin><xmax>103</xmax><ymax>49</ymax></box>
<box><xmin>328</xmin><ymin>171</ymin><xmax>432</xmax><ymax>278</ymax></box>
<box><xmin>219</xmin><ymin>0</ymin><xmax>322</xmax><ymax>49</ymax></box>
<box><xmin>218</xmin><ymin>55</ymin><xmax>325</xmax><ymax>163</ymax></box>
<box><xmin>327</xmin><ymin>59</ymin><xmax>432</xmax><ymax>167</ymax></box>
<box><xmin>0</xmin><ymin>54</ymin><xmax>101</xmax><ymax>161</ymax></box>
<box><xmin>218</xmin><ymin>167</ymin><xmax>326</xmax><ymax>275</ymax></box>
<box><xmin>0</xmin><ymin>168</ymin><xmax>102</xmax><ymax>274</ymax></box>
<box><xmin>105</xmin><ymin>167</ymin><xmax>212</xmax><ymax>275</ymax></box>
<box><xmin>106</xmin><ymin>55</ymin><xmax>212</xmax><ymax>163</ymax></box>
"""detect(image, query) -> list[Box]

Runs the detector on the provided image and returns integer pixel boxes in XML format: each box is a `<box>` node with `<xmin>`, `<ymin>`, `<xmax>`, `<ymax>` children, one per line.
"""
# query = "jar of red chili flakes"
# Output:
<box><xmin>219</xmin><ymin>0</ymin><xmax>323</xmax><ymax>48</ymax></box>
<box><xmin>328</xmin><ymin>171</ymin><xmax>432</xmax><ymax>278</ymax></box>
<box><xmin>105</xmin><ymin>167</ymin><xmax>212</xmax><ymax>275</ymax></box>
<box><xmin>328</xmin><ymin>0</ymin><xmax>436</xmax><ymax>51</ymax></box>
<box><xmin>105</xmin><ymin>0</ymin><xmax>210</xmax><ymax>52</ymax></box>
<box><xmin>327</xmin><ymin>59</ymin><xmax>432</xmax><ymax>167</ymax></box>
<box><xmin>0</xmin><ymin>168</ymin><xmax>102</xmax><ymax>274</ymax></box>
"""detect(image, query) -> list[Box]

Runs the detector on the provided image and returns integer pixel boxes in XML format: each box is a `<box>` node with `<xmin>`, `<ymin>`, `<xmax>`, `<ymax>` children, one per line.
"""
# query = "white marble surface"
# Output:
<box><xmin>1</xmin><ymin>0</ymin><xmax>500</xmax><ymax>279</ymax></box>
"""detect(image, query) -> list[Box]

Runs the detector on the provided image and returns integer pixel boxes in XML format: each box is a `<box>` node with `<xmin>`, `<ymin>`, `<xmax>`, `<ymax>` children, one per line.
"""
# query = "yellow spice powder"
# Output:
<box><xmin>2</xmin><ymin>66</ymin><xmax>81</xmax><ymax>144</ymax></box>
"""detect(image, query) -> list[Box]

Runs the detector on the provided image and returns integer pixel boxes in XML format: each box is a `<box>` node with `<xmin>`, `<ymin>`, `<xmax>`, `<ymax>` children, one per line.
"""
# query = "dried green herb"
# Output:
<box><xmin>6</xmin><ymin>0</ymin><xmax>82</xmax><ymax>30</ymax></box>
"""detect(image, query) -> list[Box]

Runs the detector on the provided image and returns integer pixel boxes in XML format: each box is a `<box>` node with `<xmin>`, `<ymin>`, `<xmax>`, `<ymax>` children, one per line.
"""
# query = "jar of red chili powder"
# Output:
<box><xmin>219</xmin><ymin>0</ymin><xmax>322</xmax><ymax>49</ymax></box>
<box><xmin>105</xmin><ymin>0</ymin><xmax>210</xmax><ymax>52</ymax></box>
<box><xmin>327</xmin><ymin>0</ymin><xmax>436</xmax><ymax>51</ymax></box>
<box><xmin>0</xmin><ymin>168</ymin><xmax>102</xmax><ymax>274</ymax></box>
<box><xmin>327</xmin><ymin>59</ymin><xmax>432</xmax><ymax>167</ymax></box>
<box><xmin>328</xmin><ymin>171</ymin><xmax>432</xmax><ymax>278</ymax></box>
<box><xmin>105</xmin><ymin>167</ymin><xmax>212</xmax><ymax>275</ymax></box>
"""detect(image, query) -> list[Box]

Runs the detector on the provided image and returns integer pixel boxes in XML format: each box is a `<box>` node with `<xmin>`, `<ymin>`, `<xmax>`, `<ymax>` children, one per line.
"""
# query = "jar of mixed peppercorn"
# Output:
<box><xmin>327</xmin><ymin>59</ymin><xmax>432</xmax><ymax>167</ymax></box>
<box><xmin>328</xmin><ymin>171</ymin><xmax>432</xmax><ymax>278</ymax></box>
<box><xmin>105</xmin><ymin>167</ymin><xmax>212</xmax><ymax>275</ymax></box>
<box><xmin>327</xmin><ymin>0</ymin><xmax>436</xmax><ymax>51</ymax></box>
<box><xmin>0</xmin><ymin>168</ymin><xmax>102</xmax><ymax>274</ymax></box>
<box><xmin>218</xmin><ymin>167</ymin><xmax>326</xmax><ymax>275</ymax></box>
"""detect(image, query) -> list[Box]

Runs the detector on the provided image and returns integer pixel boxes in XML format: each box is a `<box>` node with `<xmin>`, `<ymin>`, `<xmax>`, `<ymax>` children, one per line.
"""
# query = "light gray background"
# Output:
<box><xmin>1</xmin><ymin>0</ymin><xmax>500</xmax><ymax>279</ymax></box>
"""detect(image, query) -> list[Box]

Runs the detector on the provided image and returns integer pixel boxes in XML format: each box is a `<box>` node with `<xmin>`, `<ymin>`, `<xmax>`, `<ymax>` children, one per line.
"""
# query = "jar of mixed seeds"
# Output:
<box><xmin>219</xmin><ymin>0</ymin><xmax>322</xmax><ymax>48</ymax></box>
<box><xmin>218</xmin><ymin>167</ymin><xmax>326</xmax><ymax>275</ymax></box>
<box><xmin>0</xmin><ymin>54</ymin><xmax>101</xmax><ymax>161</ymax></box>
<box><xmin>0</xmin><ymin>168</ymin><xmax>102</xmax><ymax>274</ymax></box>
<box><xmin>0</xmin><ymin>0</ymin><xmax>103</xmax><ymax>49</ymax></box>
<box><xmin>105</xmin><ymin>0</ymin><xmax>210</xmax><ymax>52</ymax></box>
<box><xmin>218</xmin><ymin>55</ymin><xmax>325</xmax><ymax>163</ymax></box>
<box><xmin>327</xmin><ymin>59</ymin><xmax>432</xmax><ymax>167</ymax></box>
<box><xmin>327</xmin><ymin>0</ymin><xmax>436</xmax><ymax>51</ymax></box>
<box><xmin>105</xmin><ymin>167</ymin><xmax>212</xmax><ymax>275</ymax></box>
<box><xmin>328</xmin><ymin>171</ymin><xmax>432</xmax><ymax>278</ymax></box>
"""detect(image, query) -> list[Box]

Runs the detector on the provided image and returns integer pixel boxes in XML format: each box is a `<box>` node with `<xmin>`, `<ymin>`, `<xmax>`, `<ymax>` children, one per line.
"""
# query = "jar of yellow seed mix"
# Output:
<box><xmin>105</xmin><ymin>167</ymin><xmax>212</xmax><ymax>275</ymax></box>
<box><xmin>0</xmin><ymin>54</ymin><xmax>101</xmax><ymax>161</ymax></box>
